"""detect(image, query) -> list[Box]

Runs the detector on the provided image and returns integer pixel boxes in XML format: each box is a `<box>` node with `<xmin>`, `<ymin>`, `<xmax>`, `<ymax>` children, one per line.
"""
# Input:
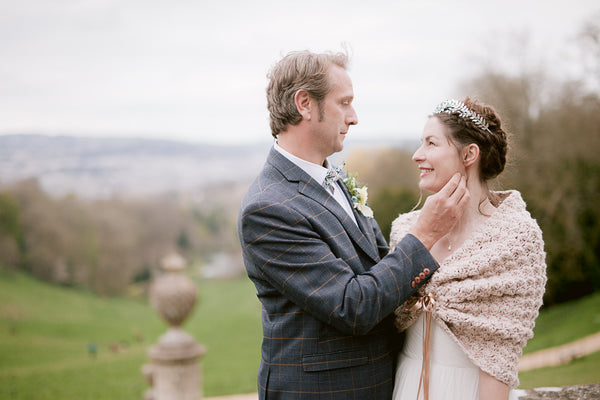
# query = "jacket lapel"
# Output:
<box><xmin>267</xmin><ymin>148</ymin><xmax>379</xmax><ymax>262</ymax></box>
<box><xmin>299</xmin><ymin>180</ymin><xmax>380</xmax><ymax>262</ymax></box>
<box><xmin>339</xmin><ymin>180</ymin><xmax>379</xmax><ymax>255</ymax></box>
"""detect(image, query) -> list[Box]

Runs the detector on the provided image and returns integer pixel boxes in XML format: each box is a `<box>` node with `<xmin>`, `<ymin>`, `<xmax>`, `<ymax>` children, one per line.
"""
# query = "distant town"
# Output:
<box><xmin>0</xmin><ymin>134</ymin><xmax>412</xmax><ymax>199</ymax></box>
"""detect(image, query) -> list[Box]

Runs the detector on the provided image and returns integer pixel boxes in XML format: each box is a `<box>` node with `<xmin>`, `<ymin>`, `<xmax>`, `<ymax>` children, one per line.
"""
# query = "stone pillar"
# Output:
<box><xmin>143</xmin><ymin>253</ymin><xmax>205</xmax><ymax>400</ymax></box>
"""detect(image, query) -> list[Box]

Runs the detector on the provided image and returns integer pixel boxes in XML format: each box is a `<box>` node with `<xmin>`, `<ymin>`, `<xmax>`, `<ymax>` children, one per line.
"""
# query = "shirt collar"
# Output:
<box><xmin>274</xmin><ymin>142</ymin><xmax>331</xmax><ymax>187</ymax></box>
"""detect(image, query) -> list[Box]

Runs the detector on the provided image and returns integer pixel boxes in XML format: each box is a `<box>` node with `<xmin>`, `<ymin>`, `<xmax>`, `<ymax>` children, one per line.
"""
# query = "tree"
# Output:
<box><xmin>457</xmin><ymin>18</ymin><xmax>600</xmax><ymax>304</ymax></box>
<box><xmin>0</xmin><ymin>192</ymin><xmax>25</xmax><ymax>269</ymax></box>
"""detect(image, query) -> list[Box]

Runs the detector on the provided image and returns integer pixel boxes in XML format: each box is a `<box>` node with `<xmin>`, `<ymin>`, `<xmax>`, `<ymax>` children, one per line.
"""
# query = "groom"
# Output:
<box><xmin>238</xmin><ymin>50</ymin><xmax>468</xmax><ymax>399</ymax></box>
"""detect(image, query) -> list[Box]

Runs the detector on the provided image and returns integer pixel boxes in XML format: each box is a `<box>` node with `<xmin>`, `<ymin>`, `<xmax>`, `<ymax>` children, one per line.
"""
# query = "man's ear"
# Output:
<box><xmin>294</xmin><ymin>89</ymin><xmax>313</xmax><ymax>120</ymax></box>
<box><xmin>463</xmin><ymin>143</ymin><xmax>480</xmax><ymax>167</ymax></box>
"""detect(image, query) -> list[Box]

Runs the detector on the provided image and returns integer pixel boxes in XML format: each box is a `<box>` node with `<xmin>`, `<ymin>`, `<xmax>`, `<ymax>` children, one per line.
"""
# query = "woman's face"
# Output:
<box><xmin>412</xmin><ymin>117</ymin><xmax>465</xmax><ymax>193</ymax></box>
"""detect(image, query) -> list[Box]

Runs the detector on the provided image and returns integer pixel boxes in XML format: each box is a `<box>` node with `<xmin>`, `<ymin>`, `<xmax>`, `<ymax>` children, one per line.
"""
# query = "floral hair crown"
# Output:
<box><xmin>433</xmin><ymin>99</ymin><xmax>492</xmax><ymax>134</ymax></box>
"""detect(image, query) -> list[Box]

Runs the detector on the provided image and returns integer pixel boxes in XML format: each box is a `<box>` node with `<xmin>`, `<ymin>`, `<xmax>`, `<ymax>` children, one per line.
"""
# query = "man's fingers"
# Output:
<box><xmin>438</xmin><ymin>173</ymin><xmax>462</xmax><ymax>197</ymax></box>
<box><xmin>411</xmin><ymin>174</ymin><xmax>470</xmax><ymax>249</ymax></box>
<box><xmin>456</xmin><ymin>182</ymin><xmax>471</xmax><ymax>214</ymax></box>
<box><xmin>449</xmin><ymin>175</ymin><xmax>468</xmax><ymax>204</ymax></box>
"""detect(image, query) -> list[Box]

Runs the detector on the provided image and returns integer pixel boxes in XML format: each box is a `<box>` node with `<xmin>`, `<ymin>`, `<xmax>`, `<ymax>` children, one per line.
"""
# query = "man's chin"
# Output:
<box><xmin>332</xmin><ymin>143</ymin><xmax>344</xmax><ymax>154</ymax></box>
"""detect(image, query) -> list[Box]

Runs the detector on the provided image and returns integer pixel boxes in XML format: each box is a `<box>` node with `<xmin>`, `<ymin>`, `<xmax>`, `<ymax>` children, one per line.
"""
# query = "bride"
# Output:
<box><xmin>390</xmin><ymin>98</ymin><xmax>547</xmax><ymax>400</ymax></box>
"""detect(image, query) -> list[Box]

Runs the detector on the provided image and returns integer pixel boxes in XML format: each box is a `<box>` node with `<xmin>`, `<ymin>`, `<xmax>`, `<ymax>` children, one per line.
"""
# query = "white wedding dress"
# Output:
<box><xmin>392</xmin><ymin>314</ymin><xmax>519</xmax><ymax>400</ymax></box>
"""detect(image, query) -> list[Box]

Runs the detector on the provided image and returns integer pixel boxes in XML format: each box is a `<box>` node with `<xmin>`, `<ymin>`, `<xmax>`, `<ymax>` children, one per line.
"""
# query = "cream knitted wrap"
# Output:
<box><xmin>390</xmin><ymin>190</ymin><xmax>547</xmax><ymax>388</ymax></box>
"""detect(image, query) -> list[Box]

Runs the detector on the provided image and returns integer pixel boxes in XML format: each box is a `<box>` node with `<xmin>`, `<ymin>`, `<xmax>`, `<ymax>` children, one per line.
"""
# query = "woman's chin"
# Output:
<box><xmin>419</xmin><ymin>181</ymin><xmax>440</xmax><ymax>194</ymax></box>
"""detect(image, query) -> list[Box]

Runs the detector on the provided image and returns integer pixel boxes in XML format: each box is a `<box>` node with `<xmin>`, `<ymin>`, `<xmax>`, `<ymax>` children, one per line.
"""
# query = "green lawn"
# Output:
<box><xmin>523</xmin><ymin>291</ymin><xmax>600</xmax><ymax>354</ymax></box>
<box><xmin>1</xmin><ymin>269</ymin><xmax>599</xmax><ymax>399</ymax></box>
<box><xmin>517</xmin><ymin>291</ymin><xmax>600</xmax><ymax>389</ymax></box>
<box><xmin>518</xmin><ymin>351</ymin><xmax>600</xmax><ymax>389</ymax></box>
<box><xmin>0</xmin><ymin>270</ymin><xmax>261</xmax><ymax>399</ymax></box>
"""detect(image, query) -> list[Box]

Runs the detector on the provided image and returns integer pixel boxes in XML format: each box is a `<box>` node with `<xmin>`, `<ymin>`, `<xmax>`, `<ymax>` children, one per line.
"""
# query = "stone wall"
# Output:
<box><xmin>515</xmin><ymin>384</ymin><xmax>600</xmax><ymax>400</ymax></box>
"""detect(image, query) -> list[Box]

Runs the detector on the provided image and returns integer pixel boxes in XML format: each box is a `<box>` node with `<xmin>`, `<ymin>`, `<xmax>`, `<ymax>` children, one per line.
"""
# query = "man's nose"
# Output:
<box><xmin>347</xmin><ymin>107</ymin><xmax>358</xmax><ymax>126</ymax></box>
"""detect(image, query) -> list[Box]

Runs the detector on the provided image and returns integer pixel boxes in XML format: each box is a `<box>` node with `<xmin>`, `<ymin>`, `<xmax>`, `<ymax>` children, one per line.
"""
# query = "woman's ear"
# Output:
<box><xmin>463</xmin><ymin>144</ymin><xmax>479</xmax><ymax>167</ymax></box>
<box><xmin>294</xmin><ymin>89</ymin><xmax>312</xmax><ymax>121</ymax></box>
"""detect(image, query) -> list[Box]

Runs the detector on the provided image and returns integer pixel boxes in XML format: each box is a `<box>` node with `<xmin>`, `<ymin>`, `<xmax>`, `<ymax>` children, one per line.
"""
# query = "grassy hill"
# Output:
<box><xmin>1</xmin><ymin>269</ymin><xmax>599</xmax><ymax>399</ymax></box>
<box><xmin>0</xmin><ymin>269</ymin><xmax>261</xmax><ymax>399</ymax></box>
<box><xmin>519</xmin><ymin>292</ymin><xmax>600</xmax><ymax>388</ymax></box>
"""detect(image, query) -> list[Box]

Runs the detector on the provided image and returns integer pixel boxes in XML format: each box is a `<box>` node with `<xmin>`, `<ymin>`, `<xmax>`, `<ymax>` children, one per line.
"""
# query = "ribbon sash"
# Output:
<box><xmin>408</xmin><ymin>293</ymin><xmax>436</xmax><ymax>400</ymax></box>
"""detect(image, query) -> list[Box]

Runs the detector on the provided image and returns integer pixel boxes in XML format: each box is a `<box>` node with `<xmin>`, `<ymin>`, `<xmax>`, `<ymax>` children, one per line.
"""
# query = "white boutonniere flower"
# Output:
<box><xmin>343</xmin><ymin>172</ymin><xmax>374</xmax><ymax>218</ymax></box>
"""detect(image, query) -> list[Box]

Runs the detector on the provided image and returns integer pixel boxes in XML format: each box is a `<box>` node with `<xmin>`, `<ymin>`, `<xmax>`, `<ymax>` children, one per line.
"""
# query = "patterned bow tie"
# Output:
<box><xmin>323</xmin><ymin>161</ymin><xmax>345</xmax><ymax>190</ymax></box>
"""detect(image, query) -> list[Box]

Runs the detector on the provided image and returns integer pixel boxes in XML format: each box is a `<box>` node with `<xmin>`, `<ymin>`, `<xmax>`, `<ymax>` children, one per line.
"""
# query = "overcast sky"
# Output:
<box><xmin>1</xmin><ymin>0</ymin><xmax>598</xmax><ymax>145</ymax></box>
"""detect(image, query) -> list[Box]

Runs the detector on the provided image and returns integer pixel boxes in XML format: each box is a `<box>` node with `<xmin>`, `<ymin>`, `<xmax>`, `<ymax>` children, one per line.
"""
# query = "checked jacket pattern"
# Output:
<box><xmin>238</xmin><ymin>147</ymin><xmax>438</xmax><ymax>399</ymax></box>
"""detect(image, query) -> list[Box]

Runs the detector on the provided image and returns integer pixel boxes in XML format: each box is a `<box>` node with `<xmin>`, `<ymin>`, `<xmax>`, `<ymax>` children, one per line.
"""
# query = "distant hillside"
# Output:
<box><xmin>0</xmin><ymin>134</ymin><xmax>271</xmax><ymax>198</ymax></box>
<box><xmin>0</xmin><ymin>134</ymin><xmax>415</xmax><ymax>199</ymax></box>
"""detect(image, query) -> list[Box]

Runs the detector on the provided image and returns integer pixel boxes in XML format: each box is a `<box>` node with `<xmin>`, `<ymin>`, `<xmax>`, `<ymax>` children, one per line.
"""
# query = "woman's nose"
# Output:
<box><xmin>412</xmin><ymin>147</ymin><xmax>424</xmax><ymax>162</ymax></box>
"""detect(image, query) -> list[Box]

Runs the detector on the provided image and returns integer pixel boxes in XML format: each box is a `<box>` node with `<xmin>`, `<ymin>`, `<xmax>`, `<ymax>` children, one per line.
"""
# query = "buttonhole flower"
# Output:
<box><xmin>343</xmin><ymin>172</ymin><xmax>374</xmax><ymax>218</ymax></box>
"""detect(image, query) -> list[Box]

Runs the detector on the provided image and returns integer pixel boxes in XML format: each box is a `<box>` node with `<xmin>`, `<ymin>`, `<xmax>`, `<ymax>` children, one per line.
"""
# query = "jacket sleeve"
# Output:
<box><xmin>370</xmin><ymin>214</ymin><xmax>392</xmax><ymax>259</ymax></box>
<box><xmin>239</xmin><ymin>198</ymin><xmax>439</xmax><ymax>335</ymax></box>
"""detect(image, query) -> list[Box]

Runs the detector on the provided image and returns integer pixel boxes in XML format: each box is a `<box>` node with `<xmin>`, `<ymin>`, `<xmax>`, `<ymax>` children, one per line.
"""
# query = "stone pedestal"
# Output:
<box><xmin>143</xmin><ymin>253</ymin><xmax>205</xmax><ymax>400</ymax></box>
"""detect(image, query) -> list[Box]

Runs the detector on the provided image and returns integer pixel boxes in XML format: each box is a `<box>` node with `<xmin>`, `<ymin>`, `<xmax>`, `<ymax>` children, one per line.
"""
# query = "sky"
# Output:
<box><xmin>1</xmin><ymin>0</ymin><xmax>598</xmax><ymax>146</ymax></box>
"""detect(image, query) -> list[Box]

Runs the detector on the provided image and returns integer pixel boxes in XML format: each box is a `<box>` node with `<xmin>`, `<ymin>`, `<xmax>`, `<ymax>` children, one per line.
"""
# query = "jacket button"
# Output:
<box><xmin>424</xmin><ymin>268</ymin><xmax>430</xmax><ymax>275</ymax></box>
<box><xmin>415</xmin><ymin>276</ymin><xmax>421</xmax><ymax>284</ymax></box>
<box><xmin>419</xmin><ymin>272</ymin><xmax>425</xmax><ymax>279</ymax></box>
<box><xmin>411</xmin><ymin>281</ymin><xmax>416</xmax><ymax>288</ymax></box>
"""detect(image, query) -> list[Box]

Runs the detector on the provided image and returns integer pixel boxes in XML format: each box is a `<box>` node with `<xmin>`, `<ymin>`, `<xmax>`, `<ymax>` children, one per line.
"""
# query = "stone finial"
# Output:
<box><xmin>143</xmin><ymin>253</ymin><xmax>205</xmax><ymax>400</ymax></box>
<box><xmin>150</xmin><ymin>253</ymin><xmax>198</xmax><ymax>327</ymax></box>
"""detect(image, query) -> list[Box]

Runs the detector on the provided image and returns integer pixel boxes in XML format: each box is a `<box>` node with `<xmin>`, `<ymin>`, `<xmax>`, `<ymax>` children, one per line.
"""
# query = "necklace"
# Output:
<box><xmin>445</xmin><ymin>234</ymin><xmax>455</xmax><ymax>251</ymax></box>
<box><xmin>445</xmin><ymin>197</ymin><xmax>496</xmax><ymax>252</ymax></box>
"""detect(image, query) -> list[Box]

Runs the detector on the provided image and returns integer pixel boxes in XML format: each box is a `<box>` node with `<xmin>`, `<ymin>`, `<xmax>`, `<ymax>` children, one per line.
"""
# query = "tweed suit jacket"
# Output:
<box><xmin>238</xmin><ymin>147</ymin><xmax>438</xmax><ymax>400</ymax></box>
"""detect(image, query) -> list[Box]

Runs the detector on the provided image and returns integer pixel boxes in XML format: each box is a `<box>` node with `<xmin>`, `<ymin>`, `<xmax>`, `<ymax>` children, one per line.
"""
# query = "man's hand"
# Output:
<box><xmin>409</xmin><ymin>173</ymin><xmax>470</xmax><ymax>250</ymax></box>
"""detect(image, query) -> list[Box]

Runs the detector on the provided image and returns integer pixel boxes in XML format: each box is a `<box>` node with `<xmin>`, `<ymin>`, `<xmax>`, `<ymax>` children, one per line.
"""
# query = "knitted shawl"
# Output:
<box><xmin>390</xmin><ymin>190</ymin><xmax>546</xmax><ymax>388</ymax></box>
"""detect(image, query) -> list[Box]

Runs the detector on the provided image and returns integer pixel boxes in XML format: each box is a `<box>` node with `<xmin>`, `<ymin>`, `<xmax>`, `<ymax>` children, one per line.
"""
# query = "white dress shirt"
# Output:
<box><xmin>274</xmin><ymin>143</ymin><xmax>357</xmax><ymax>225</ymax></box>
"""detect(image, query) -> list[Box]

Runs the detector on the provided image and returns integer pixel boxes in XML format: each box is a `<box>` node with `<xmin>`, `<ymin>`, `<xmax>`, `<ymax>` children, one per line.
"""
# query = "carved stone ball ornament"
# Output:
<box><xmin>150</xmin><ymin>253</ymin><xmax>197</xmax><ymax>327</ymax></box>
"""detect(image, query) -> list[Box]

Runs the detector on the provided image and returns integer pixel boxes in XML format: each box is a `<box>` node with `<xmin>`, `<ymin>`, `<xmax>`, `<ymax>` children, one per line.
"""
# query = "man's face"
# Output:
<box><xmin>310</xmin><ymin>65</ymin><xmax>358</xmax><ymax>158</ymax></box>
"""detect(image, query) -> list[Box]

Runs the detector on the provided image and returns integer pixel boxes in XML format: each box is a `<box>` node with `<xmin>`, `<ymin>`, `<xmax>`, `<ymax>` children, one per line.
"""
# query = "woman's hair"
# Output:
<box><xmin>434</xmin><ymin>97</ymin><xmax>509</xmax><ymax>182</ymax></box>
<box><xmin>266</xmin><ymin>50</ymin><xmax>349</xmax><ymax>138</ymax></box>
